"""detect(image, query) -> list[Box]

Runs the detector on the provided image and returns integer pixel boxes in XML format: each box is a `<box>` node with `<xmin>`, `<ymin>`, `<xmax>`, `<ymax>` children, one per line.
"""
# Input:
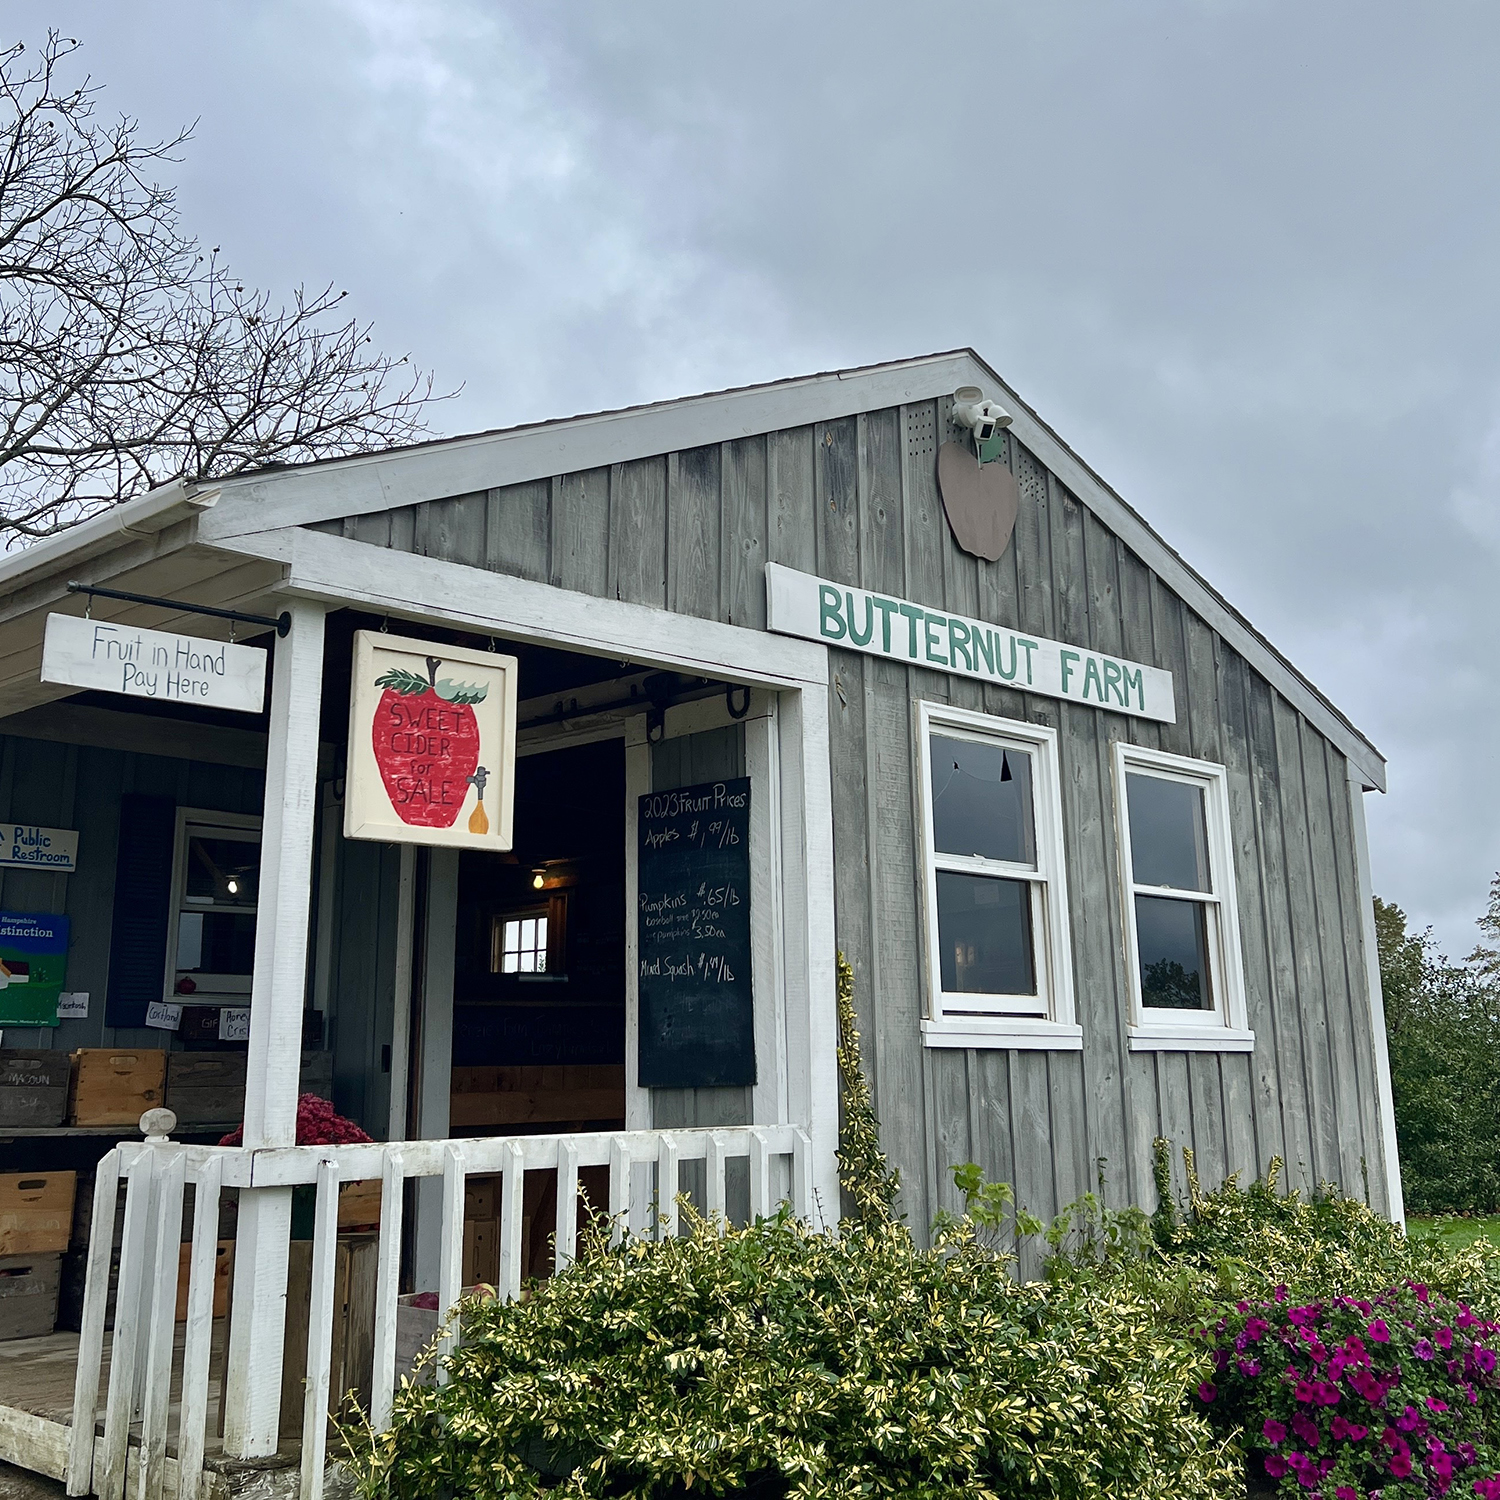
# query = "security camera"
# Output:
<box><xmin>951</xmin><ymin>386</ymin><xmax>1013</xmax><ymax>446</ymax></box>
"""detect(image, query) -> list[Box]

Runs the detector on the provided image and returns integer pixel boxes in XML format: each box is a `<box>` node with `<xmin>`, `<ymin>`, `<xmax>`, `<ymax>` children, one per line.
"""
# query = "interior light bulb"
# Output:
<box><xmin>227</xmin><ymin>878</ymin><xmax>239</xmax><ymax>895</ymax></box>
<box><xmin>532</xmin><ymin>872</ymin><xmax>545</xmax><ymax>890</ymax></box>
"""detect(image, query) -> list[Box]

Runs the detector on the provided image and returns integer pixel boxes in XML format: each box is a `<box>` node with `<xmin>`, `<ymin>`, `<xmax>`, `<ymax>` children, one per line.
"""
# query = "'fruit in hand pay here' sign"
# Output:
<box><xmin>345</xmin><ymin>631</ymin><xmax>518</xmax><ymax>850</ymax></box>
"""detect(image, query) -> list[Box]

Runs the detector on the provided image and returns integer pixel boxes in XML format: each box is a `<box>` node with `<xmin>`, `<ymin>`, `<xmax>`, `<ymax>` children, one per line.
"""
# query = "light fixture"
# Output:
<box><xmin>532</xmin><ymin>869</ymin><xmax>545</xmax><ymax>890</ymax></box>
<box><xmin>227</xmin><ymin>878</ymin><xmax>239</xmax><ymax>895</ymax></box>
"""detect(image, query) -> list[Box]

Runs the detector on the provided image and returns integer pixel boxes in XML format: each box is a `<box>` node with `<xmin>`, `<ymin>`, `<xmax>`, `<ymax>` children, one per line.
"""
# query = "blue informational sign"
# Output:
<box><xmin>0</xmin><ymin>911</ymin><xmax>70</xmax><ymax>1026</ymax></box>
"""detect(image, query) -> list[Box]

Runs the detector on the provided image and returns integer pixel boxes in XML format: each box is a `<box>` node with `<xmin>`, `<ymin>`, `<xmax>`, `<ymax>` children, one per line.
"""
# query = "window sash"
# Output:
<box><xmin>167</xmin><ymin>811</ymin><xmax>263</xmax><ymax>1001</ymax></box>
<box><xmin>1113</xmin><ymin>745</ymin><xmax>1246</xmax><ymax>1039</ymax></box>
<box><xmin>918</xmin><ymin>703</ymin><xmax>1072</xmax><ymax>1029</ymax></box>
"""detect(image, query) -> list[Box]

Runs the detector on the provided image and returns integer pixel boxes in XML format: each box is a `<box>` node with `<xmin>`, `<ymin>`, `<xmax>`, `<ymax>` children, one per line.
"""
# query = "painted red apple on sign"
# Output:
<box><xmin>371</xmin><ymin>654</ymin><xmax>492</xmax><ymax>831</ymax></box>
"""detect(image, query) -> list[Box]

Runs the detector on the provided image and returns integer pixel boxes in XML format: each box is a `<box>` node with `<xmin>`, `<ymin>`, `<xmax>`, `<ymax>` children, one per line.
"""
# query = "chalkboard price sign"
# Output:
<box><xmin>637</xmin><ymin>777</ymin><xmax>755</xmax><ymax>1088</ymax></box>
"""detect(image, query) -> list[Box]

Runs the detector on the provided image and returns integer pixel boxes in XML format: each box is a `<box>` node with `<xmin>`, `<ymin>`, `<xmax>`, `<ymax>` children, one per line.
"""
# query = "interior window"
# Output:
<box><xmin>492</xmin><ymin>909</ymin><xmax>550</xmax><ymax>974</ymax></box>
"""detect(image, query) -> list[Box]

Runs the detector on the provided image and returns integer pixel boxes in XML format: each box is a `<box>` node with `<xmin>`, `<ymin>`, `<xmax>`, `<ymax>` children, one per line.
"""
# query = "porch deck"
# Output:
<box><xmin>0</xmin><ymin>1323</ymin><xmax>239</xmax><ymax>1493</ymax></box>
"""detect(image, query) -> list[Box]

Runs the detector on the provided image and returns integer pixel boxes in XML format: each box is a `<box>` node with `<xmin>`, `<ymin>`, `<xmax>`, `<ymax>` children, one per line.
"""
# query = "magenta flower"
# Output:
<box><xmin>1389</xmin><ymin>1450</ymin><xmax>1413</xmax><ymax>1478</ymax></box>
<box><xmin>1263</xmin><ymin>1453</ymin><xmax>1288</xmax><ymax>1479</ymax></box>
<box><xmin>1331</xmin><ymin>1415</ymin><xmax>1368</xmax><ymax>1440</ymax></box>
<box><xmin>1335</xmin><ymin>1489</ymin><xmax>1357</xmax><ymax>1500</ymax></box>
<box><xmin>1291</xmin><ymin>1412</ymin><xmax>1321</xmax><ymax>1447</ymax></box>
<box><xmin>1476</xmin><ymin>1346</ymin><xmax>1497</xmax><ymax>1374</ymax></box>
<box><xmin>1263</xmin><ymin>1418</ymin><xmax>1287</xmax><ymax>1446</ymax></box>
<box><xmin>1246</xmin><ymin>1316</ymin><xmax>1270</xmax><ymax>1342</ymax></box>
<box><xmin>1428</xmin><ymin>1395</ymin><xmax>1450</xmax><ymax>1413</ymax></box>
<box><xmin>1237</xmin><ymin>1358</ymin><xmax>1261</xmax><ymax>1378</ymax></box>
<box><xmin>1416</xmin><ymin>1338</ymin><xmax>1436</xmax><ymax>1361</ymax></box>
<box><xmin>1438</xmin><ymin>1327</ymin><xmax>1455</xmax><ymax>1350</ymax></box>
<box><xmin>1196</xmin><ymin>1381</ymin><xmax>1216</xmax><ymax>1403</ymax></box>
<box><xmin>1295</xmin><ymin>1378</ymin><xmax>1319</xmax><ymax>1403</ymax></box>
<box><xmin>1367</xmin><ymin>1319</ymin><xmax>1391</xmax><ymax>1343</ymax></box>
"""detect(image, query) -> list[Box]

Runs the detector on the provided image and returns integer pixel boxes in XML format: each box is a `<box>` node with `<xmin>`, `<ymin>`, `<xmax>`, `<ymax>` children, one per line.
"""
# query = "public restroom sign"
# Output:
<box><xmin>344</xmin><ymin>630</ymin><xmax>519</xmax><ymax>851</ymax></box>
<box><xmin>765</xmin><ymin>563</ymin><xmax>1176</xmax><ymax>723</ymax></box>
<box><xmin>41</xmin><ymin>613</ymin><xmax>267</xmax><ymax>713</ymax></box>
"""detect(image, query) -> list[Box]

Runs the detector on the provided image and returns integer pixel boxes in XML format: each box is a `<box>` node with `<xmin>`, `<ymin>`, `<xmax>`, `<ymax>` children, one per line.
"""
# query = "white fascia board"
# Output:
<box><xmin>195</xmin><ymin>353</ymin><xmax>984</xmax><ymax>540</ymax></box>
<box><xmin>211</xmin><ymin>525</ymin><xmax>830</xmax><ymax>688</ymax></box>
<box><xmin>190</xmin><ymin>346</ymin><xmax>1382</xmax><ymax>789</ymax></box>
<box><xmin>0</xmin><ymin>481</ymin><xmax>218</xmax><ymax>593</ymax></box>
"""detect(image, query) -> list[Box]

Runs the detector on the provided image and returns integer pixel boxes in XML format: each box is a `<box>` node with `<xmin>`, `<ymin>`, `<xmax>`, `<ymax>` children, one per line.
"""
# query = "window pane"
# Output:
<box><xmin>520</xmin><ymin>918</ymin><xmax>536</xmax><ymax>948</ymax></box>
<box><xmin>1126</xmin><ymin>773</ymin><xmax>1211</xmax><ymax>892</ymax></box>
<box><xmin>177</xmin><ymin>911</ymin><xmax>256</xmax><ymax>976</ymax></box>
<box><xmin>936</xmin><ymin>872</ymin><xmax>1036</xmax><ymax>995</ymax></box>
<box><xmin>503</xmin><ymin>919</ymin><xmax>520</xmax><ymax>953</ymax></box>
<box><xmin>176</xmin><ymin>912</ymin><xmax>204</xmax><ymax>971</ymax></box>
<box><xmin>1135</xmin><ymin>895</ymin><xmax>1212</xmax><ymax>1010</ymax></box>
<box><xmin>535</xmin><ymin>916</ymin><xmax>548</xmax><ymax>951</ymax></box>
<box><xmin>930</xmin><ymin>735</ymin><xmax>1036</xmax><ymax>865</ymax></box>
<box><xmin>185</xmin><ymin>836</ymin><xmax>260</xmax><ymax>907</ymax></box>
<box><xmin>502</xmin><ymin>952</ymin><xmax>518</xmax><ymax>974</ymax></box>
<box><xmin>519</xmin><ymin>950</ymin><xmax>536</xmax><ymax>973</ymax></box>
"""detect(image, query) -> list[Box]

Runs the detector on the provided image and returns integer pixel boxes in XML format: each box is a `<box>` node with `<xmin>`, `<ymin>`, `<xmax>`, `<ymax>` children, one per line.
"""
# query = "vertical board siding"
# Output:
<box><xmin>306</xmin><ymin>400</ymin><xmax>1391</xmax><ymax>1234</ymax></box>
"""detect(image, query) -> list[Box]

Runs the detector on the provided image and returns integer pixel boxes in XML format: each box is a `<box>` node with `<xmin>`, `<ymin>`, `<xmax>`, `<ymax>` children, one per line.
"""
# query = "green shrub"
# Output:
<box><xmin>350</xmin><ymin>1211</ymin><xmax>1237</xmax><ymax>1500</ymax></box>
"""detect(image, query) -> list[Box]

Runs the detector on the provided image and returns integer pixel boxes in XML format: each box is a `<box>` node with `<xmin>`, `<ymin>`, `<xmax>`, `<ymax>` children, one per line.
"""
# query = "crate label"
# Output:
<box><xmin>144</xmin><ymin>1001</ymin><xmax>182</xmax><ymax>1031</ymax></box>
<box><xmin>219</xmin><ymin>1007</ymin><xmax>251</xmax><ymax>1042</ymax></box>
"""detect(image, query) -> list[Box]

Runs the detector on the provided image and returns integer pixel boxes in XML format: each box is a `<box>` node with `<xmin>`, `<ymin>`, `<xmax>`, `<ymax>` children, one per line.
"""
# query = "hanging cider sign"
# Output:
<box><xmin>344</xmin><ymin>630</ymin><xmax>519</xmax><ymax>850</ymax></box>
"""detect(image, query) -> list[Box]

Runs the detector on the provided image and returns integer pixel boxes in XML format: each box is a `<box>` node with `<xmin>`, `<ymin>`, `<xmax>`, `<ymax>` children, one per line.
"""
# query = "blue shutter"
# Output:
<box><xmin>105</xmin><ymin>796</ymin><xmax>176</xmax><ymax>1028</ymax></box>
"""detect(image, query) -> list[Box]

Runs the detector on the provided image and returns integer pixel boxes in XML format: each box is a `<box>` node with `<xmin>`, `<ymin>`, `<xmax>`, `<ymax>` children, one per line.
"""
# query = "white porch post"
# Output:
<box><xmin>413</xmin><ymin>848</ymin><xmax>458</xmax><ymax>1292</ymax></box>
<box><xmin>780</xmin><ymin>681</ymin><xmax>839</xmax><ymax>1224</ymax></box>
<box><xmin>224</xmin><ymin>600</ymin><xmax>327</xmax><ymax>1457</ymax></box>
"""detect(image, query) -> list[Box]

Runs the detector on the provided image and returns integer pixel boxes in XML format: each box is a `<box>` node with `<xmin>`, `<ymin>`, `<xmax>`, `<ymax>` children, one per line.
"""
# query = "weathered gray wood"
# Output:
<box><xmin>667</xmin><ymin>447</ymin><xmax>721</xmax><ymax>619</ymax></box>
<box><xmin>609</xmin><ymin>458</ymin><xmax>668</xmax><ymax>607</ymax></box>
<box><xmin>767</xmin><ymin>427</ymin><xmax>817</xmax><ymax>572</ymax></box>
<box><xmin>720</xmin><ymin>436</ymin><xmax>768</xmax><ymax>630</ymax></box>
<box><xmin>550</xmin><ymin>468</ymin><xmax>610</xmax><ymax>595</ymax></box>
<box><xmin>485</xmin><ymin>479</ymin><xmax>550</xmax><ymax>583</ymax></box>
<box><xmin>1273</xmin><ymin>696</ymin><xmax>1341</xmax><ymax>1189</ymax></box>
<box><xmin>414</xmin><ymin>491</ymin><xmax>486</xmax><ymax>564</ymax></box>
<box><xmin>1301</xmin><ymin>724</ymin><xmax>1369</xmax><ymax>1193</ymax></box>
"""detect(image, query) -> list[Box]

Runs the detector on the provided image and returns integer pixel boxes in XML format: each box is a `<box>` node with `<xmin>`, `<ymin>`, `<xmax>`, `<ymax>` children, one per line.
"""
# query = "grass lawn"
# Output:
<box><xmin>1408</xmin><ymin>1215</ymin><xmax>1500</xmax><ymax>1250</ymax></box>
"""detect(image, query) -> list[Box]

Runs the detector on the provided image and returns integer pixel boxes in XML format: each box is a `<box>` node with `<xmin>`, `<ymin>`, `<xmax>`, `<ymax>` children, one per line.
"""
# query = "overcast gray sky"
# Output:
<box><xmin>16</xmin><ymin>1</ymin><xmax>1500</xmax><ymax>957</ymax></box>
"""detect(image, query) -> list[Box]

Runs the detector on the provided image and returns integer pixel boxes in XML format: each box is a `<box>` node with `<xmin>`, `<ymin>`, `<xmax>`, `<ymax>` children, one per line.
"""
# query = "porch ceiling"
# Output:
<box><xmin>0</xmin><ymin>531</ymin><xmax>288</xmax><ymax>719</ymax></box>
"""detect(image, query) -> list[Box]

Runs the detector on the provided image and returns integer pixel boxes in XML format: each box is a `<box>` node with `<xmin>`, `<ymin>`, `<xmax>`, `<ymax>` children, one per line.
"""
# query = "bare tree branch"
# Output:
<box><xmin>0</xmin><ymin>33</ymin><xmax>450</xmax><ymax>543</ymax></box>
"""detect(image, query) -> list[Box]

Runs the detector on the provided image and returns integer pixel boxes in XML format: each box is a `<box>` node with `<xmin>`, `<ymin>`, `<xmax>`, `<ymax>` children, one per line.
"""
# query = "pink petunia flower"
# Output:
<box><xmin>1263</xmin><ymin>1418</ymin><xmax>1288</xmax><ymax>1446</ymax></box>
<box><xmin>1367</xmin><ymin>1320</ymin><xmax>1391</xmax><ymax>1343</ymax></box>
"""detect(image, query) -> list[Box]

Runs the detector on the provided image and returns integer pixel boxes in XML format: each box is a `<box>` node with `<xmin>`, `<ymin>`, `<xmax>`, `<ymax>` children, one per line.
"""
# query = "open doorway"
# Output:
<box><xmin>450</xmin><ymin>736</ymin><xmax>624</xmax><ymax>1277</ymax></box>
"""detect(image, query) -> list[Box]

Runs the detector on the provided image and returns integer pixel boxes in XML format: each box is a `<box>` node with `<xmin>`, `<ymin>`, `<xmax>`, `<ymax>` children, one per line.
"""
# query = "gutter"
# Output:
<box><xmin>0</xmin><ymin>482</ymin><xmax>221</xmax><ymax>595</ymax></box>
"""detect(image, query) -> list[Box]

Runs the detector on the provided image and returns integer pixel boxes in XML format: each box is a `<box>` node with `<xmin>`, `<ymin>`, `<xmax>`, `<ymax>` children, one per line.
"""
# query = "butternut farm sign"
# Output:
<box><xmin>765</xmin><ymin>563</ymin><xmax>1175</xmax><ymax>723</ymax></box>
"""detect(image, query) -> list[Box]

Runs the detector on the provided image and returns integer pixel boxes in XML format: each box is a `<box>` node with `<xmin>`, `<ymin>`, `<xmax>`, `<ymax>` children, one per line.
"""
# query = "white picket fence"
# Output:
<box><xmin>65</xmin><ymin>1122</ymin><xmax>812</xmax><ymax>1500</ymax></box>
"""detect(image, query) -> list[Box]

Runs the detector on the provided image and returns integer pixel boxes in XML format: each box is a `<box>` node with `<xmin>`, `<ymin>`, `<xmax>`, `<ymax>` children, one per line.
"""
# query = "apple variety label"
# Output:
<box><xmin>41</xmin><ymin>613</ymin><xmax>268</xmax><ymax>713</ymax></box>
<box><xmin>636</xmin><ymin>778</ymin><xmax>755</xmax><ymax>1089</ymax></box>
<box><xmin>344</xmin><ymin>630</ymin><xmax>519</xmax><ymax>850</ymax></box>
<box><xmin>765</xmin><ymin>562</ymin><xmax>1176</xmax><ymax>723</ymax></box>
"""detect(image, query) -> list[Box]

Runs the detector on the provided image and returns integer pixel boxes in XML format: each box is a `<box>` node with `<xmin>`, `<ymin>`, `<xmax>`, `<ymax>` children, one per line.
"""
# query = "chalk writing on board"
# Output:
<box><xmin>637</xmin><ymin>777</ymin><xmax>754</xmax><ymax>1089</ymax></box>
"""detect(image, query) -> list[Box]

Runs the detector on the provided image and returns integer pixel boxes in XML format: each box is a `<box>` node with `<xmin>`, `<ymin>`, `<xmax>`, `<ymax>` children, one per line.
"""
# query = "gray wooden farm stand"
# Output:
<box><xmin>0</xmin><ymin>345</ymin><xmax>1392</xmax><ymax>1272</ymax></box>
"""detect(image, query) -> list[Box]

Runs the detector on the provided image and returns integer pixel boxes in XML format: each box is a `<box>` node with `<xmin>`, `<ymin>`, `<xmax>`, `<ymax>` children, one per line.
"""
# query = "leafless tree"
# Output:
<box><xmin>0</xmin><ymin>33</ymin><xmax>445</xmax><ymax>543</ymax></box>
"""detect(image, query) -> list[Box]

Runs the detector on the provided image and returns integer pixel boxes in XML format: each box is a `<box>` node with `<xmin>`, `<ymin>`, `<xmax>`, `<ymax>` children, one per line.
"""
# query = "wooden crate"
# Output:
<box><xmin>462</xmin><ymin>1219</ymin><xmax>497</xmax><ymax>1286</ymax></box>
<box><xmin>165</xmin><ymin>1053</ymin><xmax>247</xmax><ymax>1127</ymax></box>
<box><xmin>336</xmin><ymin>1179</ymin><xmax>382</xmax><ymax>1230</ymax></box>
<box><xmin>0</xmin><ymin>1253</ymin><xmax>61</xmax><ymax>1339</ymax></box>
<box><xmin>448</xmin><ymin>1064</ymin><xmax>625</xmax><ymax>1130</ymax></box>
<box><xmin>0</xmin><ymin>1049</ymin><xmax>70</xmax><ymax>1128</ymax></box>
<box><xmin>68</xmin><ymin>1048</ymin><xmax>166</xmax><ymax>1126</ymax></box>
<box><xmin>0</xmin><ymin>1170</ymin><xmax>77</xmax><ymax>1255</ymax></box>
<box><xmin>175</xmin><ymin>1239</ymin><xmax>233</xmax><ymax>1321</ymax></box>
<box><xmin>463</xmin><ymin>1175</ymin><xmax>498</xmax><ymax>1221</ymax></box>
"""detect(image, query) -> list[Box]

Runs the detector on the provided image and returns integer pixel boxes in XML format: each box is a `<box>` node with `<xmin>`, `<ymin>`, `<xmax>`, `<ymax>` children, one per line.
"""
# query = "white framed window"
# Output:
<box><xmin>492</xmin><ymin>909</ymin><xmax>549</xmax><ymax>974</ymax></box>
<box><xmin>166</xmin><ymin>809</ymin><xmax>262</xmax><ymax>1001</ymax></box>
<box><xmin>1112</xmin><ymin>743</ymin><xmax>1252</xmax><ymax>1051</ymax></box>
<box><xmin>916</xmin><ymin>701</ymin><xmax>1079</xmax><ymax>1050</ymax></box>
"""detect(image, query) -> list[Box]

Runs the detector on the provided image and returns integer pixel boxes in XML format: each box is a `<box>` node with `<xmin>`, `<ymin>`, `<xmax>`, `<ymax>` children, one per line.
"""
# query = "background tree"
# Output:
<box><xmin>1379</xmin><ymin>893</ymin><xmax>1500</xmax><ymax>1214</ymax></box>
<box><xmin>0</xmin><ymin>33</ymin><xmax>443</xmax><ymax>543</ymax></box>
